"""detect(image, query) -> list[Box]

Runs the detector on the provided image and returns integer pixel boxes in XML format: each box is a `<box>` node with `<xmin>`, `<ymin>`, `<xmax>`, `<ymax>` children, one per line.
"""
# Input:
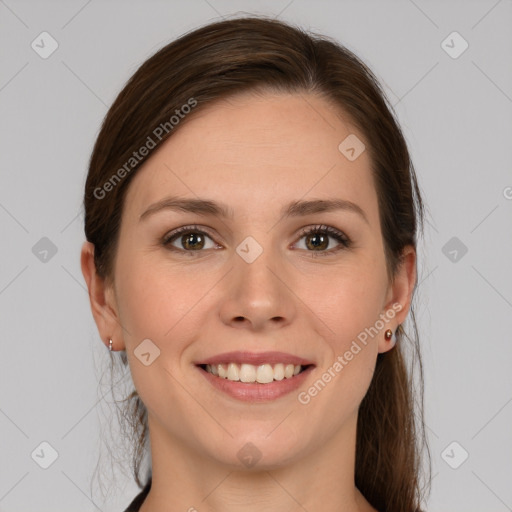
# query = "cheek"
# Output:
<box><xmin>306</xmin><ymin>261</ymin><xmax>387</xmax><ymax>344</ymax></box>
<box><xmin>321</xmin><ymin>282</ymin><xmax>380</xmax><ymax>386</ymax></box>
<box><xmin>114</xmin><ymin>258</ymin><xmax>201</xmax><ymax>420</ymax></box>
<box><xmin>115</xmin><ymin>251</ymin><xmax>200</xmax><ymax>342</ymax></box>
<box><xmin>300</xmin><ymin>256</ymin><xmax>386</xmax><ymax>402</ymax></box>
<box><xmin>301</xmin><ymin>279</ymin><xmax>380</xmax><ymax>422</ymax></box>
<box><xmin>327</xmin><ymin>283</ymin><xmax>383</xmax><ymax>343</ymax></box>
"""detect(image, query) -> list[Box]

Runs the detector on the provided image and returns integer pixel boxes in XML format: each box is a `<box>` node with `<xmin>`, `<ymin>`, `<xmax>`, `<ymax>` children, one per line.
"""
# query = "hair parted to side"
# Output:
<box><xmin>84</xmin><ymin>15</ymin><xmax>431</xmax><ymax>512</ymax></box>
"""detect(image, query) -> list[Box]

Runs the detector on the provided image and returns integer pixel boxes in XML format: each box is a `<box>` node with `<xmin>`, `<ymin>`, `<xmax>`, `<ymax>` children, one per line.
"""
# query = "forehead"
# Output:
<box><xmin>123</xmin><ymin>92</ymin><xmax>379</xmax><ymax>226</ymax></box>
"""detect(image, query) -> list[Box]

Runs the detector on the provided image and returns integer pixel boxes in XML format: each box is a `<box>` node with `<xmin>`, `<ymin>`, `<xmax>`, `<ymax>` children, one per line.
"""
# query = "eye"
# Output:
<box><xmin>161</xmin><ymin>224</ymin><xmax>351</xmax><ymax>257</ymax></box>
<box><xmin>294</xmin><ymin>224</ymin><xmax>352</xmax><ymax>256</ymax></box>
<box><xmin>162</xmin><ymin>225</ymin><xmax>219</xmax><ymax>254</ymax></box>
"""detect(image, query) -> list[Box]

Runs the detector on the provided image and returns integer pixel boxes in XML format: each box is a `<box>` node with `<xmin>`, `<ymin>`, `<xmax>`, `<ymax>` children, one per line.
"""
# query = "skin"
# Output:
<box><xmin>81</xmin><ymin>91</ymin><xmax>416</xmax><ymax>512</ymax></box>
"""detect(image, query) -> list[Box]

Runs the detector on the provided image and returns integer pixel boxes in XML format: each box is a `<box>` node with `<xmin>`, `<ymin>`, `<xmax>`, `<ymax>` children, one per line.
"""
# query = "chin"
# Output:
<box><xmin>201</xmin><ymin>429</ymin><xmax>306</xmax><ymax>470</ymax></box>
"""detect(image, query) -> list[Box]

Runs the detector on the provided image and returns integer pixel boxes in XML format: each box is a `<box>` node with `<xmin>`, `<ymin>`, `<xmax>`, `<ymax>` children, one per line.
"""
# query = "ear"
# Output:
<box><xmin>378</xmin><ymin>245</ymin><xmax>416</xmax><ymax>354</ymax></box>
<box><xmin>80</xmin><ymin>241</ymin><xmax>125</xmax><ymax>351</ymax></box>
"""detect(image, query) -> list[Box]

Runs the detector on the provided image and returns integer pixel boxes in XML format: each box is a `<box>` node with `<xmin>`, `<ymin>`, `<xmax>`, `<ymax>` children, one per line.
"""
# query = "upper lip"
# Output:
<box><xmin>195</xmin><ymin>351</ymin><xmax>315</xmax><ymax>367</ymax></box>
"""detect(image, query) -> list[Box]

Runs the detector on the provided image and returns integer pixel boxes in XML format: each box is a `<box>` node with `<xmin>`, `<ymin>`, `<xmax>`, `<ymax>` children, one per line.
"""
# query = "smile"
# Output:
<box><xmin>203</xmin><ymin>362</ymin><xmax>307</xmax><ymax>383</ymax></box>
<box><xmin>197</xmin><ymin>364</ymin><xmax>314</xmax><ymax>402</ymax></box>
<box><xmin>205</xmin><ymin>363</ymin><xmax>305</xmax><ymax>384</ymax></box>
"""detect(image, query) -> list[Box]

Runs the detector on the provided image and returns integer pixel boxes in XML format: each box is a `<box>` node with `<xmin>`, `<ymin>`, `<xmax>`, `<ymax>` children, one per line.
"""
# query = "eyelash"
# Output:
<box><xmin>161</xmin><ymin>224</ymin><xmax>352</xmax><ymax>257</ymax></box>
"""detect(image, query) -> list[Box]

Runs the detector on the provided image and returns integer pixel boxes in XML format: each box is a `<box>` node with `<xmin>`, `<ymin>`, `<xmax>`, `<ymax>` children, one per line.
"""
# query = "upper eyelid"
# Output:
<box><xmin>296</xmin><ymin>224</ymin><xmax>348</xmax><ymax>238</ymax></box>
<box><xmin>162</xmin><ymin>224</ymin><xmax>217</xmax><ymax>242</ymax></box>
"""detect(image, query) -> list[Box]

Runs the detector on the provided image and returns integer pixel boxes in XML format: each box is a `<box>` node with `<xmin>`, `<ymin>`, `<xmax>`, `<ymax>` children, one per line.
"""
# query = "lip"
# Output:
<box><xmin>195</xmin><ymin>351</ymin><xmax>315</xmax><ymax>366</ymax></box>
<box><xmin>197</xmin><ymin>364</ymin><xmax>315</xmax><ymax>402</ymax></box>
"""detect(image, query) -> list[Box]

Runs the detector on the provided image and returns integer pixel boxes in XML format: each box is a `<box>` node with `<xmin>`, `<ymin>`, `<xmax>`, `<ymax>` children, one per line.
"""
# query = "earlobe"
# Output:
<box><xmin>378</xmin><ymin>327</ymin><xmax>397</xmax><ymax>354</ymax></box>
<box><xmin>80</xmin><ymin>241</ymin><xmax>123</xmax><ymax>350</ymax></box>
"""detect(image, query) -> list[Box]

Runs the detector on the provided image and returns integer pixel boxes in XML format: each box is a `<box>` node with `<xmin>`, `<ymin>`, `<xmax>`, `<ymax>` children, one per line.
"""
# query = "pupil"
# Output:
<box><xmin>307</xmin><ymin>233</ymin><xmax>328</xmax><ymax>250</ymax></box>
<box><xmin>183</xmin><ymin>233</ymin><xmax>204</xmax><ymax>250</ymax></box>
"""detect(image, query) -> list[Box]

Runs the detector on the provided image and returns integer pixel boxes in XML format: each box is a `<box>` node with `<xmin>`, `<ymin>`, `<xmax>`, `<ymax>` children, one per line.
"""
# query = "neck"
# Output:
<box><xmin>139</xmin><ymin>412</ymin><xmax>376</xmax><ymax>512</ymax></box>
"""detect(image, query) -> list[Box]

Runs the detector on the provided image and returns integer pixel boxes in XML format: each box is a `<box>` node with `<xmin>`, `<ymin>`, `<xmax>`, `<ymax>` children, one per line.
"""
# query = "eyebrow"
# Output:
<box><xmin>139</xmin><ymin>196</ymin><xmax>369</xmax><ymax>225</ymax></box>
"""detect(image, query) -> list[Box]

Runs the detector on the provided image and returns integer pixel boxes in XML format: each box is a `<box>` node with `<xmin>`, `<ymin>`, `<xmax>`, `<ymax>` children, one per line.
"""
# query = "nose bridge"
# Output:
<box><xmin>220</xmin><ymin>234</ymin><xmax>295</xmax><ymax>329</ymax></box>
<box><xmin>234</xmin><ymin>236</ymin><xmax>283</xmax><ymax>303</ymax></box>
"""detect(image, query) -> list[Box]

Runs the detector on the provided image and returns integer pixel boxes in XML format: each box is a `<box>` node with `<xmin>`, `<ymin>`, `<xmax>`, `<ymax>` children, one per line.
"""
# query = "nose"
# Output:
<box><xmin>218</xmin><ymin>245</ymin><xmax>296</xmax><ymax>332</ymax></box>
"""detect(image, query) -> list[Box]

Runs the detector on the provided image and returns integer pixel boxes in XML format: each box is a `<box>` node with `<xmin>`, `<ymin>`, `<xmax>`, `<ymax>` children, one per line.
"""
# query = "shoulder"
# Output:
<box><xmin>123</xmin><ymin>479</ymin><xmax>151</xmax><ymax>512</ymax></box>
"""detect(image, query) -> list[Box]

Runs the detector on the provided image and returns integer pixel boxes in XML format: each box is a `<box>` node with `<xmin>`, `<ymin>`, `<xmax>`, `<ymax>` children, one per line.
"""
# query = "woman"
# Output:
<box><xmin>81</xmin><ymin>16</ymin><xmax>430</xmax><ymax>512</ymax></box>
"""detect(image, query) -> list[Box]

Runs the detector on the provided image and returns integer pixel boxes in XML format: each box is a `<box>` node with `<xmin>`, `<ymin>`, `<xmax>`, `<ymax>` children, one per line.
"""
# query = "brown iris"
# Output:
<box><xmin>181</xmin><ymin>232</ymin><xmax>205</xmax><ymax>250</ymax></box>
<box><xmin>305</xmin><ymin>232</ymin><xmax>329</xmax><ymax>251</ymax></box>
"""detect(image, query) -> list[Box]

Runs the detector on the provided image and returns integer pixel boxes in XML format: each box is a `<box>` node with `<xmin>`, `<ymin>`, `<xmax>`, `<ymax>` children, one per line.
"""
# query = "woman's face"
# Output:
<box><xmin>91</xmin><ymin>91</ymin><xmax>415</xmax><ymax>469</ymax></box>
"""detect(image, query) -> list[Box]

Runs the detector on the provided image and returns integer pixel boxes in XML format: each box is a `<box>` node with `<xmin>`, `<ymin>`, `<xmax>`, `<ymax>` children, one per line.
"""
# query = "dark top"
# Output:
<box><xmin>124</xmin><ymin>478</ymin><xmax>151</xmax><ymax>512</ymax></box>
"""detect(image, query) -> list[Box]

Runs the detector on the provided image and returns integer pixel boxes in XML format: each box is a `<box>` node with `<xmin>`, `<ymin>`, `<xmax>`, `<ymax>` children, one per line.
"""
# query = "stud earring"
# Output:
<box><xmin>108</xmin><ymin>338</ymin><xmax>113</xmax><ymax>351</ymax></box>
<box><xmin>384</xmin><ymin>329</ymin><xmax>393</xmax><ymax>341</ymax></box>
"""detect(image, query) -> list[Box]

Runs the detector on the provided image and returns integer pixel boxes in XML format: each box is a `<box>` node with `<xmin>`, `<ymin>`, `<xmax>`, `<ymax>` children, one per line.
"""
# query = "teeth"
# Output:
<box><xmin>273</xmin><ymin>363</ymin><xmax>285</xmax><ymax>380</ymax></box>
<box><xmin>284</xmin><ymin>364</ymin><xmax>294</xmax><ymax>378</ymax></box>
<box><xmin>205</xmin><ymin>363</ymin><xmax>304</xmax><ymax>383</ymax></box>
<box><xmin>256</xmin><ymin>364</ymin><xmax>273</xmax><ymax>384</ymax></box>
<box><xmin>227</xmin><ymin>363</ymin><xmax>239</xmax><ymax>381</ymax></box>
<box><xmin>218</xmin><ymin>364</ymin><xmax>227</xmax><ymax>378</ymax></box>
<box><xmin>239</xmin><ymin>363</ymin><xmax>256</xmax><ymax>383</ymax></box>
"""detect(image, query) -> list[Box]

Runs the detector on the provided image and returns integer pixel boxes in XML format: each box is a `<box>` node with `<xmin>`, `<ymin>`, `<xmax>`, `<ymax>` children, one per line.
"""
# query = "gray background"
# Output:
<box><xmin>1</xmin><ymin>0</ymin><xmax>511</xmax><ymax>510</ymax></box>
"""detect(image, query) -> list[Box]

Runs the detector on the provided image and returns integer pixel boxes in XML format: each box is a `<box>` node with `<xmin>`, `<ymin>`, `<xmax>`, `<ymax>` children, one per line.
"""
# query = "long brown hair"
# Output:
<box><xmin>84</xmin><ymin>15</ymin><xmax>431</xmax><ymax>511</ymax></box>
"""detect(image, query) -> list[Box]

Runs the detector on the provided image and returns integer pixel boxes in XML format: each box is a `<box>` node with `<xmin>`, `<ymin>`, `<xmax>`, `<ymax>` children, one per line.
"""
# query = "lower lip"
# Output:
<box><xmin>197</xmin><ymin>365</ymin><xmax>315</xmax><ymax>402</ymax></box>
